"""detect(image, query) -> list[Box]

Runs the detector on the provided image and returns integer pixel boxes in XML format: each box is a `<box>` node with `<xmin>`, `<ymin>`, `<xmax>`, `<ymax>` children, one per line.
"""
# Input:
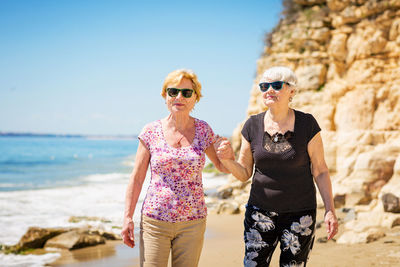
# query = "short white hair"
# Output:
<box><xmin>259</xmin><ymin>66</ymin><xmax>297</xmax><ymax>87</ymax></box>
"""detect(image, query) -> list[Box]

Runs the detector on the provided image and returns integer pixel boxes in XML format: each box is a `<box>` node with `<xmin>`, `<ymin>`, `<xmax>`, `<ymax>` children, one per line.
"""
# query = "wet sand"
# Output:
<box><xmin>51</xmin><ymin>209</ymin><xmax>400</xmax><ymax>267</ymax></box>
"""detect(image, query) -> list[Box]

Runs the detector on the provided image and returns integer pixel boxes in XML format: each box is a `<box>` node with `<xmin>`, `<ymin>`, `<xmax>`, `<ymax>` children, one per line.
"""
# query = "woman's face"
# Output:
<box><xmin>261</xmin><ymin>78</ymin><xmax>294</xmax><ymax>108</ymax></box>
<box><xmin>165</xmin><ymin>77</ymin><xmax>196</xmax><ymax>114</ymax></box>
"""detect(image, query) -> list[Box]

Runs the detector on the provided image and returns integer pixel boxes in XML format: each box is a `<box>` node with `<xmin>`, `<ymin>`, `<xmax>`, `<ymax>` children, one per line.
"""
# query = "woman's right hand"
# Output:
<box><xmin>121</xmin><ymin>218</ymin><xmax>135</xmax><ymax>248</ymax></box>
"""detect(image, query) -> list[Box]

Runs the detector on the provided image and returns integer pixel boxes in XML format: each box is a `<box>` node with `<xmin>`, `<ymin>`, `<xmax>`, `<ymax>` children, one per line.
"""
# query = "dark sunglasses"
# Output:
<box><xmin>166</xmin><ymin>88</ymin><xmax>194</xmax><ymax>98</ymax></box>
<box><xmin>259</xmin><ymin>81</ymin><xmax>289</xmax><ymax>92</ymax></box>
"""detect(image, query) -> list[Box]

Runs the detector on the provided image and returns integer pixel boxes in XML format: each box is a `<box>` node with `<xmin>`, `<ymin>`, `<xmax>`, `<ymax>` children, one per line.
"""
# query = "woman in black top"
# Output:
<box><xmin>214</xmin><ymin>66</ymin><xmax>338</xmax><ymax>267</ymax></box>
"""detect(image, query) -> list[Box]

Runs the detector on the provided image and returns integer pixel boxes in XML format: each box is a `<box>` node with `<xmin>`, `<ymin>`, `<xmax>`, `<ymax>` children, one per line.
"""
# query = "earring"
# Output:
<box><xmin>289</xmin><ymin>97</ymin><xmax>293</xmax><ymax>102</ymax></box>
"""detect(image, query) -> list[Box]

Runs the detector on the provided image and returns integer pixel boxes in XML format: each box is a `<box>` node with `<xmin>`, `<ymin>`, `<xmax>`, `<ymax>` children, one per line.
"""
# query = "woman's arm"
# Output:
<box><xmin>205</xmin><ymin>144</ymin><xmax>232</xmax><ymax>174</ymax></box>
<box><xmin>121</xmin><ymin>140</ymin><xmax>150</xmax><ymax>248</ymax></box>
<box><xmin>308</xmin><ymin>132</ymin><xmax>338</xmax><ymax>240</ymax></box>
<box><xmin>214</xmin><ymin>136</ymin><xmax>254</xmax><ymax>182</ymax></box>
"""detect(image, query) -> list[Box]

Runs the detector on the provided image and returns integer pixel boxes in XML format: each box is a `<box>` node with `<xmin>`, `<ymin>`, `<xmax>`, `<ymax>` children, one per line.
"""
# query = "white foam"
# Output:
<box><xmin>0</xmin><ymin>170</ymin><xmax>226</xmax><ymax>266</ymax></box>
<box><xmin>0</xmin><ymin>183</ymin><xmax>33</xmax><ymax>188</ymax></box>
<box><xmin>81</xmin><ymin>172</ymin><xmax>128</xmax><ymax>183</ymax></box>
<box><xmin>0</xmin><ymin>252</ymin><xmax>60</xmax><ymax>267</ymax></box>
<box><xmin>202</xmin><ymin>173</ymin><xmax>229</xmax><ymax>191</ymax></box>
<box><xmin>0</xmin><ymin>172</ymin><xmax>150</xmax><ymax>246</ymax></box>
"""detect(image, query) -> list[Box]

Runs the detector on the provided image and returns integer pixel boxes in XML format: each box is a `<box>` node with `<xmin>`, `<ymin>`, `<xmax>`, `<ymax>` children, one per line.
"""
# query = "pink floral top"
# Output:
<box><xmin>138</xmin><ymin>118</ymin><xmax>215</xmax><ymax>222</ymax></box>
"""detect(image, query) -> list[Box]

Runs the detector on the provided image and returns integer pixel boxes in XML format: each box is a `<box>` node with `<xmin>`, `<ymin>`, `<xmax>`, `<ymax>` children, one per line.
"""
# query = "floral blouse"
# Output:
<box><xmin>138</xmin><ymin>118</ymin><xmax>215</xmax><ymax>222</ymax></box>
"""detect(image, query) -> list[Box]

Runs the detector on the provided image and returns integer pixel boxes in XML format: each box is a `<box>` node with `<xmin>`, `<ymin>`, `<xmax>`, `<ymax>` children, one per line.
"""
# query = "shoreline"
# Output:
<box><xmin>49</xmin><ymin>210</ymin><xmax>400</xmax><ymax>267</ymax></box>
<box><xmin>49</xmin><ymin>214</ymin><xmax>245</xmax><ymax>267</ymax></box>
<box><xmin>0</xmin><ymin>171</ymin><xmax>229</xmax><ymax>266</ymax></box>
<box><xmin>49</xmin><ymin>240</ymin><xmax>139</xmax><ymax>267</ymax></box>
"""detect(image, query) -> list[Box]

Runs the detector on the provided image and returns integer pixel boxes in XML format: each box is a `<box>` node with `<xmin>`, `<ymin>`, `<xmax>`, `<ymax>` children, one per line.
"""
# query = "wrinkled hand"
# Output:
<box><xmin>121</xmin><ymin>219</ymin><xmax>135</xmax><ymax>248</ymax></box>
<box><xmin>325</xmin><ymin>210</ymin><xmax>338</xmax><ymax>240</ymax></box>
<box><xmin>214</xmin><ymin>135</ymin><xmax>235</xmax><ymax>160</ymax></box>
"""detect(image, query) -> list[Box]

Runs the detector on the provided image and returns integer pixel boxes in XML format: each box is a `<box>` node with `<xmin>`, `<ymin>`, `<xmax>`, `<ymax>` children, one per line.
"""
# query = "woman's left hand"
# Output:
<box><xmin>325</xmin><ymin>210</ymin><xmax>338</xmax><ymax>240</ymax></box>
<box><xmin>214</xmin><ymin>136</ymin><xmax>235</xmax><ymax>160</ymax></box>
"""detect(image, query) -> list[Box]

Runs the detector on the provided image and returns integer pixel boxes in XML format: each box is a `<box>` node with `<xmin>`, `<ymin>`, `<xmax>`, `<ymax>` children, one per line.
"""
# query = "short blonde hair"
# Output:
<box><xmin>161</xmin><ymin>69</ymin><xmax>202</xmax><ymax>102</ymax></box>
<box><xmin>259</xmin><ymin>66</ymin><xmax>297</xmax><ymax>87</ymax></box>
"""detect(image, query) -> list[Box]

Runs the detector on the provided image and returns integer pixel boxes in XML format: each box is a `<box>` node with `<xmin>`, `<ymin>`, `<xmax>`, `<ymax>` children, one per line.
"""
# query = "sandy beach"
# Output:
<box><xmin>50</xmin><ymin>208</ymin><xmax>400</xmax><ymax>267</ymax></box>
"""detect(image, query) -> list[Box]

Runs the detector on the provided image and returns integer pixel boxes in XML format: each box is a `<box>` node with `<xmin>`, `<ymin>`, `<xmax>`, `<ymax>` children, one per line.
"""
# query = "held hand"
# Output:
<box><xmin>214</xmin><ymin>136</ymin><xmax>235</xmax><ymax>160</ymax></box>
<box><xmin>213</xmin><ymin>136</ymin><xmax>227</xmax><ymax>153</ymax></box>
<box><xmin>121</xmin><ymin>219</ymin><xmax>135</xmax><ymax>248</ymax></box>
<box><xmin>325</xmin><ymin>210</ymin><xmax>338</xmax><ymax>240</ymax></box>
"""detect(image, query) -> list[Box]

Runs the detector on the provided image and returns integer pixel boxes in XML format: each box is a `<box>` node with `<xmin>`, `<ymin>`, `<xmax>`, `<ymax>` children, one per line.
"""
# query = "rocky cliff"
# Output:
<box><xmin>225</xmin><ymin>0</ymin><xmax>400</xmax><ymax>244</ymax></box>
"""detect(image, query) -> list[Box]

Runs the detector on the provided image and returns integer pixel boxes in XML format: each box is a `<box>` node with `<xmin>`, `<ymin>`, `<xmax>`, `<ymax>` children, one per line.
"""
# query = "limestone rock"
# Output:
<box><xmin>334</xmin><ymin>88</ymin><xmax>375</xmax><ymax>131</ymax></box>
<box><xmin>231</xmin><ymin>122</ymin><xmax>244</xmax><ymax>153</ymax></box>
<box><xmin>346</xmin><ymin>27</ymin><xmax>387</xmax><ymax>64</ymax></box>
<box><xmin>4</xmin><ymin>225</ymin><xmax>119</xmax><ymax>255</ymax></box>
<box><xmin>205</xmin><ymin>196</ymin><xmax>221</xmax><ymax>214</ymax></box>
<box><xmin>296</xmin><ymin>64</ymin><xmax>327</xmax><ymax>91</ymax></box>
<box><xmin>353</xmin><ymin>148</ymin><xmax>396</xmax><ymax>182</ymax></box>
<box><xmin>321</xmin><ymin>131</ymin><xmax>336</xmax><ymax>171</ymax></box>
<box><xmin>373</xmin><ymin>84</ymin><xmax>400</xmax><ymax>131</ymax></box>
<box><xmin>101</xmin><ymin>231</ymin><xmax>122</xmax><ymax>241</ymax></box>
<box><xmin>340</xmin><ymin>201</ymin><xmax>400</xmax><ymax>235</ymax></box>
<box><xmin>216</xmin><ymin>185</ymin><xmax>233</xmax><ymax>199</ymax></box>
<box><xmin>334</xmin><ymin>194</ymin><xmax>346</xmax><ymax>208</ymax></box>
<box><xmin>45</xmin><ymin>230</ymin><xmax>106</xmax><ymax>250</ymax></box>
<box><xmin>380</xmin><ymin>154</ymin><xmax>400</xmax><ymax>197</ymax></box>
<box><xmin>389</xmin><ymin>18</ymin><xmax>400</xmax><ymax>41</ymax></box>
<box><xmin>17</xmin><ymin>227</ymin><xmax>67</xmax><ymax>250</ymax></box>
<box><xmin>326</xmin><ymin>0</ymin><xmax>349</xmax><ymax>12</ymax></box>
<box><xmin>228</xmin><ymin>0</ymin><xmax>400</xmax><ymax>238</ymax></box>
<box><xmin>337</xmin><ymin>228</ymin><xmax>386</xmax><ymax>244</ymax></box>
<box><xmin>87</xmin><ymin>228</ymin><xmax>122</xmax><ymax>241</ymax></box>
<box><xmin>216</xmin><ymin>200</ymin><xmax>241</xmax><ymax>215</ymax></box>
<box><xmin>366</xmin><ymin>229</ymin><xmax>386</xmax><ymax>243</ymax></box>
<box><xmin>328</xmin><ymin>33</ymin><xmax>348</xmax><ymax>61</ymax></box>
<box><xmin>294</xmin><ymin>0</ymin><xmax>326</xmax><ymax>5</ymax></box>
<box><xmin>382</xmin><ymin>193</ymin><xmax>400</xmax><ymax>213</ymax></box>
<box><xmin>68</xmin><ymin>216</ymin><xmax>111</xmax><ymax>223</ymax></box>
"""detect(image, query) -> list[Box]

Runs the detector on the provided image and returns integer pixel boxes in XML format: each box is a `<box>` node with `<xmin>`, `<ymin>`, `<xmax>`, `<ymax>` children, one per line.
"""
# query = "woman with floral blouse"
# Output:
<box><xmin>121</xmin><ymin>69</ymin><xmax>230</xmax><ymax>267</ymax></box>
<box><xmin>214</xmin><ymin>66</ymin><xmax>338</xmax><ymax>267</ymax></box>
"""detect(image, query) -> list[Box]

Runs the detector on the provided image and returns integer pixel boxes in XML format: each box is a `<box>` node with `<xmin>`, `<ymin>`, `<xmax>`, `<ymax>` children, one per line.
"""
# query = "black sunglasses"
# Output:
<box><xmin>166</xmin><ymin>88</ymin><xmax>194</xmax><ymax>98</ymax></box>
<box><xmin>259</xmin><ymin>81</ymin><xmax>289</xmax><ymax>92</ymax></box>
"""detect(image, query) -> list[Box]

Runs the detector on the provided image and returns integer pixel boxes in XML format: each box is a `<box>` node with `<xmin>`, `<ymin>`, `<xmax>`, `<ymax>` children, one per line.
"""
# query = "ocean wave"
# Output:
<box><xmin>0</xmin><ymin>181</ymin><xmax>131</xmax><ymax>245</ymax></box>
<box><xmin>202</xmin><ymin>173</ymin><xmax>229</xmax><ymax>189</ymax></box>
<box><xmin>0</xmin><ymin>170</ymin><xmax>224</xmax><ymax>251</ymax></box>
<box><xmin>121</xmin><ymin>154</ymin><xmax>135</xmax><ymax>167</ymax></box>
<box><xmin>0</xmin><ymin>154</ymin><xmax>95</xmax><ymax>167</ymax></box>
<box><xmin>81</xmin><ymin>172</ymin><xmax>129</xmax><ymax>183</ymax></box>
<box><xmin>0</xmin><ymin>252</ymin><xmax>60</xmax><ymax>267</ymax></box>
<box><xmin>0</xmin><ymin>182</ymin><xmax>34</xmax><ymax>188</ymax></box>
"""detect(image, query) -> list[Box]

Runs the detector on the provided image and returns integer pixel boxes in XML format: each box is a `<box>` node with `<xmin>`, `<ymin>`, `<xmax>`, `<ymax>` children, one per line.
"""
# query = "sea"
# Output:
<box><xmin>0</xmin><ymin>136</ymin><xmax>227</xmax><ymax>266</ymax></box>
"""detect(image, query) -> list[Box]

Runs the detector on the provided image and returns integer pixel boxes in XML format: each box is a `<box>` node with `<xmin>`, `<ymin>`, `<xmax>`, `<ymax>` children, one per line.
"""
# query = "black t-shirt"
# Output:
<box><xmin>241</xmin><ymin>109</ymin><xmax>321</xmax><ymax>212</ymax></box>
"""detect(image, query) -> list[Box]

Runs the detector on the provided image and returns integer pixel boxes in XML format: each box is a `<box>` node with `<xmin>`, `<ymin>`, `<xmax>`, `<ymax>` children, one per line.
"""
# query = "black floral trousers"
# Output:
<box><xmin>243</xmin><ymin>205</ymin><xmax>316</xmax><ymax>267</ymax></box>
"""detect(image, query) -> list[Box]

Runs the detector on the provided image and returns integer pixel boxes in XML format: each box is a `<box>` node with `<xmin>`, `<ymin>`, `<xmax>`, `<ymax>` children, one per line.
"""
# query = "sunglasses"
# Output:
<box><xmin>166</xmin><ymin>88</ymin><xmax>194</xmax><ymax>98</ymax></box>
<box><xmin>259</xmin><ymin>81</ymin><xmax>289</xmax><ymax>92</ymax></box>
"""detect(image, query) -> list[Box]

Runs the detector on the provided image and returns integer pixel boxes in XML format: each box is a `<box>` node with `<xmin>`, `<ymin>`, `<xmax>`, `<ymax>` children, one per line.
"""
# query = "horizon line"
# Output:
<box><xmin>0</xmin><ymin>131</ymin><xmax>138</xmax><ymax>139</ymax></box>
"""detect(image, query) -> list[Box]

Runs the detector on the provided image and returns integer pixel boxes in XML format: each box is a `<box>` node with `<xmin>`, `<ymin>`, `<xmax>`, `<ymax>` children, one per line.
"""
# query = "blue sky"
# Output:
<box><xmin>0</xmin><ymin>0</ymin><xmax>283</xmax><ymax>136</ymax></box>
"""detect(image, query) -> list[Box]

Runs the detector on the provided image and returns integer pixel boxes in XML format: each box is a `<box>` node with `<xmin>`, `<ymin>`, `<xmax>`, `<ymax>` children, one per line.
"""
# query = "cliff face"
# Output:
<box><xmin>231</xmin><ymin>0</ymin><xmax>400</xmax><ymax>243</ymax></box>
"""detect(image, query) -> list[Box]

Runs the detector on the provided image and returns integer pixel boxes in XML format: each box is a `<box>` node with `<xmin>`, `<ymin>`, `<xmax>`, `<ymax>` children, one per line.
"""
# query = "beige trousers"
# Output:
<box><xmin>139</xmin><ymin>215</ymin><xmax>206</xmax><ymax>267</ymax></box>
